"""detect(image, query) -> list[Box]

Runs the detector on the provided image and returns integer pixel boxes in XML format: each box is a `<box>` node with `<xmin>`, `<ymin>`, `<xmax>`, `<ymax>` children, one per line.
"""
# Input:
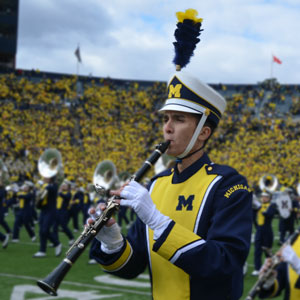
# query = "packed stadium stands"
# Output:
<box><xmin>0</xmin><ymin>68</ymin><xmax>299</xmax><ymax>191</ymax></box>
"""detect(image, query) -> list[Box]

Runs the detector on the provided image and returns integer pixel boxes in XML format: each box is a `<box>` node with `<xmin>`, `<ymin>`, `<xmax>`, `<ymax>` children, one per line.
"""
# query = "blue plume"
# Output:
<box><xmin>173</xmin><ymin>19</ymin><xmax>203</xmax><ymax>70</ymax></box>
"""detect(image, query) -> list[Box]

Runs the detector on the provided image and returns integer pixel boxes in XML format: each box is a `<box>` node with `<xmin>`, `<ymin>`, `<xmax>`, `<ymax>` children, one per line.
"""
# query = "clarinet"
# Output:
<box><xmin>37</xmin><ymin>141</ymin><xmax>170</xmax><ymax>296</ymax></box>
<box><xmin>246</xmin><ymin>226</ymin><xmax>300</xmax><ymax>300</ymax></box>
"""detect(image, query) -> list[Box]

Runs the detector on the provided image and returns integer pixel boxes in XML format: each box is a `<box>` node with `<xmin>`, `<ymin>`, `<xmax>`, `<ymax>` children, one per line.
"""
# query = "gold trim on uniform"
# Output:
<box><xmin>100</xmin><ymin>240</ymin><xmax>132</xmax><ymax>272</ymax></box>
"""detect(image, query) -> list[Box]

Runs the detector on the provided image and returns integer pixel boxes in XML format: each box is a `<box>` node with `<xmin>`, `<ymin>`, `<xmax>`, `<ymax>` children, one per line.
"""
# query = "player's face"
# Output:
<box><xmin>162</xmin><ymin>111</ymin><xmax>198</xmax><ymax>157</ymax></box>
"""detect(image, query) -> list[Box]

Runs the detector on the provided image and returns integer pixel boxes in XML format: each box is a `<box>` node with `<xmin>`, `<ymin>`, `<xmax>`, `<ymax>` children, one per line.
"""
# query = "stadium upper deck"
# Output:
<box><xmin>1</xmin><ymin>66</ymin><xmax>299</xmax><ymax>119</ymax></box>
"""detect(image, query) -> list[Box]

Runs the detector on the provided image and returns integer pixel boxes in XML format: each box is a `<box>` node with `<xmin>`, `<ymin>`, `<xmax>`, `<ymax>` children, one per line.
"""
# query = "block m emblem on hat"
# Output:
<box><xmin>168</xmin><ymin>84</ymin><xmax>182</xmax><ymax>98</ymax></box>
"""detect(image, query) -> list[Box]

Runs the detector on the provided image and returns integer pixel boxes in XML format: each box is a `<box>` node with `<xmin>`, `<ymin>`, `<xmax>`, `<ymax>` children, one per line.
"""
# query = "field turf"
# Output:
<box><xmin>0</xmin><ymin>212</ymin><xmax>284</xmax><ymax>299</ymax></box>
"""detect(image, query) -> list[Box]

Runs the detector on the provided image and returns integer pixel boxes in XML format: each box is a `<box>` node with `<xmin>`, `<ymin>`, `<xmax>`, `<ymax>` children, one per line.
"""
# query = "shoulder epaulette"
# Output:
<box><xmin>205</xmin><ymin>163</ymin><xmax>238</xmax><ymax>177</ymax></box>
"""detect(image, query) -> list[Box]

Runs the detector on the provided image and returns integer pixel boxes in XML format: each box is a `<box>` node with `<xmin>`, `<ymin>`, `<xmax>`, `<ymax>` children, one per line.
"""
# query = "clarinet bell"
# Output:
<box><xmin>37</xmin><ymin>259</ymin><xmax>72</xmax><ymax>296</ymax></box>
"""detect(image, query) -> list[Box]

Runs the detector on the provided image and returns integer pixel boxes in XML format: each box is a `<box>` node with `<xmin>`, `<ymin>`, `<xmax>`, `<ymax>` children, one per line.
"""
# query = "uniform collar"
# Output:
<box><xmin>172</xmin><ymin>152</ymin><xmax>211</xmax><ymax>184</ymax></box>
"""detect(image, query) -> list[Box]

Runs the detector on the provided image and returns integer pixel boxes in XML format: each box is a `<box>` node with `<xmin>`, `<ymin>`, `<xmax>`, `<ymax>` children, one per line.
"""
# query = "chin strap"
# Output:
<box><xmin>176</xmin><ymin>110</ymin><xmax>208</xmax><ymax>160</ymax></box>
<box><xmin>176</xmin><ymin>144</ymin><xmax>205</xmax><ymax>163</ymax></box>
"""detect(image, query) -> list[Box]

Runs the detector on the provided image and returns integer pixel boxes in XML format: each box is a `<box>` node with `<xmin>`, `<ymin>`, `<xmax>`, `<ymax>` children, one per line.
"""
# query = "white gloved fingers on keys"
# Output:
<box><xmin>87</xmin><ymin>207</ymin><xmax>101</xmax><ymax>223</ymax></box>
<box><xmin>87</xmin><ymin>206</ymin><xmax>124</xmax><ymax>254</ymax></box>
<box><xmin>282</xmin><ymin>245</ymin><xmax>300</xmax><ymax>274</ymax></box>
<box><xmin>120</xmin><ymin>181</ymin><xmax>171</xmax><ymax>236</ymax></box>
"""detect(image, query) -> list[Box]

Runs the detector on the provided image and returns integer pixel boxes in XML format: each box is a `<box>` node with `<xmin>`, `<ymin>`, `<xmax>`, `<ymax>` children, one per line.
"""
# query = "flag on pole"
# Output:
<box><xmin>74</xmin><ymin>45</ymin><xmax>82</xmax><ymax>63</ymax></box>
<box><xmin>272</xmin><ymin>55</ymin><xmax>282</xmax><ymax>64</ymax></box>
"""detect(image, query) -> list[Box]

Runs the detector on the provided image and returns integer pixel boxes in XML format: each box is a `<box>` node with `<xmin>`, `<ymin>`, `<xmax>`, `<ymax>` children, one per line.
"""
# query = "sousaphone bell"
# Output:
<box><xmin>93</xmin><ymin>160</ymin><xmax>119</xmax><ymax>196</ymax></box>
<box><xmin>259</xmin><ymin>174</ymin><xmax>278</xmax><ymax>193</ymax></box>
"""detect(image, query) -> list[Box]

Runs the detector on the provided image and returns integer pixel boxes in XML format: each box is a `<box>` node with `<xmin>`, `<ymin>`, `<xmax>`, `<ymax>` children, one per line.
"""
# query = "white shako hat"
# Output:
<box><xmin>159</xmin><ymin>71</ymin><xmax>226</xmax><ymax>158</ymax></box>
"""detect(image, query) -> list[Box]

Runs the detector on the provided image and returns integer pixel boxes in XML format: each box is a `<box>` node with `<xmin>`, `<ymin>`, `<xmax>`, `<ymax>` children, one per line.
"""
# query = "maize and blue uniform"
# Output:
<box><xmin>259</xmin><ymin>234</ymin><xmax>300</xmax><ymax>300</ymax></box>
<box><xmin>53</xmin><ymin>191</ymin><xmax>74</xmax><ymax>241</ymax></box>
<box><xmin>69</xmin><ymin>190</ymin><xmax>81</xmax><ymax>231</ymax></box>
<box><xmin>0</xmin><ymin>186</ymin><xmax>11</xmax><ymax>234</ymax></box>
<box><xmin>253</xmin><ymin>200</ymin><xmax>277</xmax><ymax>271</ymax></box>
<box><xmin>91</xmin><ymin>153</ymin><xmax>253</xmax><ymax>300</ymax></box>
<box><xmin>38</xmin><ymin>182</ymin><xmax>60</xmax><ymax>252</ymax></box>
<box><xmin>81</xmin><ymin>191</ymin><xmax>91</xmax><ymax>225</ymax></box>
<box><xmin>12</xmin><ymin>190</ymin><xmax>35</xmax><ymax>240</ymax></box>
<box><xmin>278</xmin><ymin>199</ymin><xmax>298</xmax><ymax>244</ymax></box>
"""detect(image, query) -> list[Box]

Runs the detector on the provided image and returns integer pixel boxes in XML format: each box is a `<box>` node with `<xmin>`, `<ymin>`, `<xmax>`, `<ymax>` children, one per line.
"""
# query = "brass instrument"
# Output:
<box><xmin>36</xmin><ymin>149</ymin><xmax>63</xmax><ymax>208</ymax></box>
<box><xmin>246</xmin><ymin>226</ymin><xmax>300</xmax><ymax>300</ymax></box>
<box><xmin>93</xmin><ymin>160</ymin><xmax>119</xmax><ymax>192</ymax></box>
<box><xmin>259</xmin><ymin>174</ymin><xmax>278</xmax><ymax>194</ymax></box>
<box><xmin>36</xmin><ymin>141</ymin><xmax>170</xmax><ymax>296</ymax></box>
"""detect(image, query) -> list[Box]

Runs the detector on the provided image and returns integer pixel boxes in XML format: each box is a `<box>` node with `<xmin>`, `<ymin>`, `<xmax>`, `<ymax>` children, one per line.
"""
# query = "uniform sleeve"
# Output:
<box><xmin>152</xmin><ymin>172</ymin><xmax>253</xmax><ymax>278</ymax></box>
<box><xmin>90</xmin><ymin>217</ymin><xmax>149</xmax><ymax>279</ymax></box>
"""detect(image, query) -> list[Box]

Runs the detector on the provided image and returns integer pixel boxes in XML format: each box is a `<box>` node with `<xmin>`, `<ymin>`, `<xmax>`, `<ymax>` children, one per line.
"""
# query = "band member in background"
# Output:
<box><xmin>53</xmin><ymin>179</ymin><xmax>74</xmax><ymax>246</ymax></box>
<box><xmin>258</xmin><ymin>232</ymin><xmax>300</xmax><ymax>299</ymax></box>
<box><xmin>69</xmin><ymin>183</ymin><xmax>80</xmax><ymax>233</ymax></box>
<box><xmin>278</xmin><ymin>188</ymin><xmax>297</xmax><ymax>245</ymax></box>
<box><xmin>0</xmin><ymin>180</ymin><xmax>11</xmax><ymax>236</ymax></box>
<box><xmin>89</xmin><ymin>69</ymin><xmax>253</xmax><ymax>299</ymax></box>
<box><xmin>33</xmin><ymin>176</ymin><xmax>62</xmax><ymax>258</ymax></box>
<box><xmin>252</xmin><ymin>191</ymin><xmax>277</xmax><ymax>276</ymax></box>
<box><xmin>81</xmin><ymin>184</ymin><xmax>91</xmax><ymax>225</ymax></box>
<box><xmin>11</xmin><ymin>181</ymin><xmax>36</xmax><ymax>242</ymax></box>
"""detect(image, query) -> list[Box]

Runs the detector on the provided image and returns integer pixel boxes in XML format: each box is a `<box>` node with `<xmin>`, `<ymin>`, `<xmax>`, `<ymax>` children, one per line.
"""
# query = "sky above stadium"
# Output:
<box><xmin>16</xmin><ymin>0</ymin><xmax>300</xmax><ymax>84</ymax></box>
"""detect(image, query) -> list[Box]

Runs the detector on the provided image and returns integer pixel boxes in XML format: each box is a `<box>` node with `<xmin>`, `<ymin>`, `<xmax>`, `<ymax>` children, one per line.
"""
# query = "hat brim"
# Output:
<box><xmin>159</xmin><ymin>104</ymin><xmax>203</xmax><ymax>114</ymax></box>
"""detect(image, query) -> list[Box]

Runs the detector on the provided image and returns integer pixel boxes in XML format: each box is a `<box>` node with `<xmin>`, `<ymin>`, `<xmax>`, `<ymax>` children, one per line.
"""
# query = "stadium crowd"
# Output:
<box><xmin>0</xmin><ymin>70</ymin><xmax>300</xmax><ymax>253</ymax></box>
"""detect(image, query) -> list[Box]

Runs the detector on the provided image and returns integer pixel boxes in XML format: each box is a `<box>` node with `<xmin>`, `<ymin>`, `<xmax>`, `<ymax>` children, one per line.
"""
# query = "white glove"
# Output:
<box><xmin>120</xmin><ymin>181</ymin><xmax>171</xmax><ymax>236</ymax></box>
<box><xmin>282</xmin><ymin>245</ymin><xmax>300</xmax><ymax>274</ymax></box>
<box><xmin>88</xmin><ymin>208</ymin><xmax>124</xmax><ymax>254</ymax></box>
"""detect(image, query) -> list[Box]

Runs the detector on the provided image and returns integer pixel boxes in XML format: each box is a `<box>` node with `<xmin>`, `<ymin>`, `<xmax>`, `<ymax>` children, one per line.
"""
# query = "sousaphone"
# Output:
<box><xmin>38</xmin><ymin>148</ymin><xmax>63</xmax><ymax>180</ymax></box>
<box><xmin>93</xmin><ymin>160</ymin><xmax>119</xmax><ymax>195</ymax></box>
<box><xmin>259</xmin><ymin>174</ymin><xmax>278</xmax><ymax>193</ymax></box>
<box><xmin>36</xmin><ymin>149</ymin><xmax>64</xmax><ymax>208</ymax></box>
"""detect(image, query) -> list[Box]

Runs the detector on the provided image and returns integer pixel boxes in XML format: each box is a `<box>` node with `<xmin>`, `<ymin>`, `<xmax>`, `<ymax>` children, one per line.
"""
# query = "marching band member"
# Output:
<box><xmin>69</xmin><ymin>183</ymin><xmax>80</xmax><ymax>233</ymax></box>
<box><xmin>89</xmin><ymin>69</ymin><xmax>253</xmax><ymax>299</ymax></box>
<box><xmin>82</xmin><ymin>186</ymin><xmax>91</xmax><ymax>225</ymax></box>
<box><xmin>277</xmin><ymin>187</ymin><xmax>297</xmax><ymax>245</ymax></box>
<box><xmin>252</xmin><ymin>191</ymin><xmax>277</xmax><ymax>276</ymax></box>
<box><xmin>52</xmin><ymin>179</ymin><xmax>74</xmax><ymax>246</ymax></box>
<box><xmin>0</xmin><ymin>179</ymin><xmax>11</xmax><ymax>236</ymax></box>
<box><xmin>11</xmin><ymin>181</ymin><xmax>36</xmax><ymax>242</ymax></box>
<box><xmin>88</xmin><ymin>10</ymin><xmax>252</xmax><ymax>298</ymax></box>
<box><xmin>33</xmin><ymin>175</ymin><xmax>62</xmax><ymax>258</ymax></box>
<box><xmin>258</xmin><ymin>233</ymin><xmax>300</xmax><ymax>299</ymax></box>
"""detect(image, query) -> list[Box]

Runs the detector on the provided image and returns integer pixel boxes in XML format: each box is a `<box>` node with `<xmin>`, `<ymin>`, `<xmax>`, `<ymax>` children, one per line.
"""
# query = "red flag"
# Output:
<box><xmin>273</xmin><ymin>55</ymin><xmax>282</xmax><ymax>64</ymax></box>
